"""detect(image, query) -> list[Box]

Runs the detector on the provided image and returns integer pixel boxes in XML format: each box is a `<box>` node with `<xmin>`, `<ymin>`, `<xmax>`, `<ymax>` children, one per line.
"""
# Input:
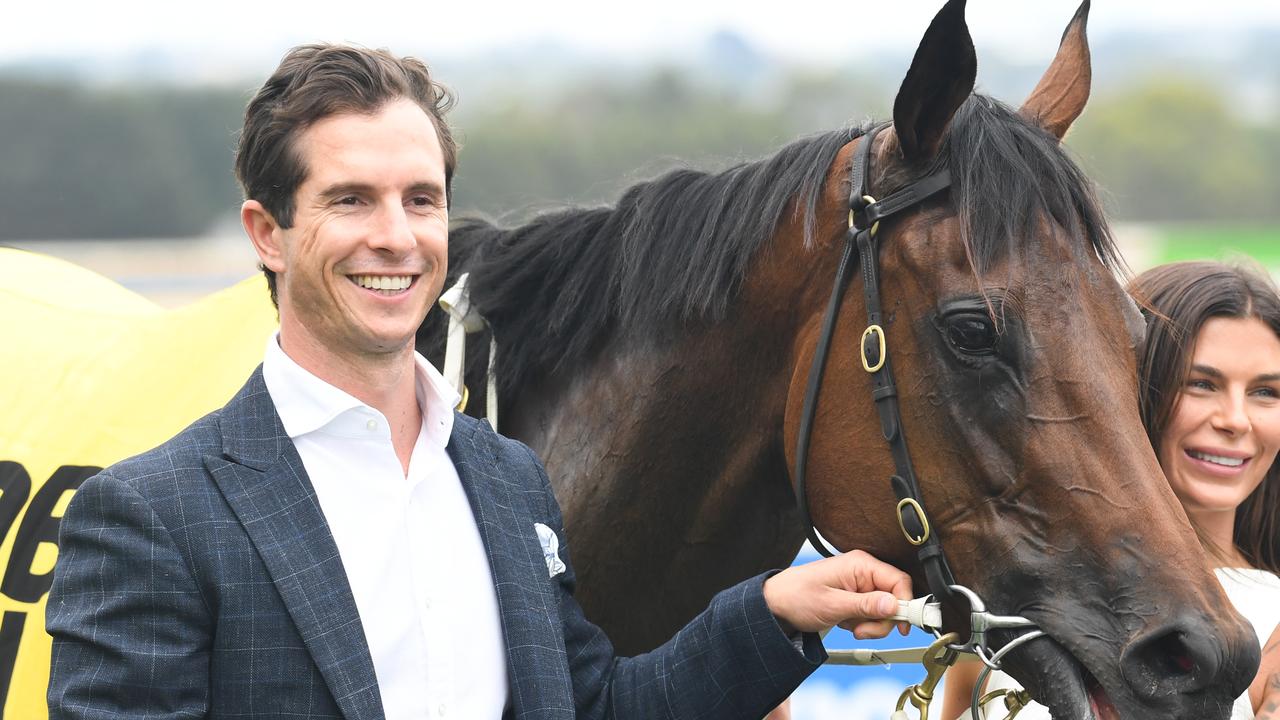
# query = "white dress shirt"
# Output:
<box><xmin>262</xmin><ymin>334</ymin><xmax>509</xmax><ymax>719</ymax></box>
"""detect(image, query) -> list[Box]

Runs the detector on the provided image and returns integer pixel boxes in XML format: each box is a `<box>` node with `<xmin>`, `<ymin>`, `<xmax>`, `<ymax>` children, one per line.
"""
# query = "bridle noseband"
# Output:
<box><xmin>792</xmin><ymin>123</ymin><xmax>957</xmax><ymax>603</ymax></box>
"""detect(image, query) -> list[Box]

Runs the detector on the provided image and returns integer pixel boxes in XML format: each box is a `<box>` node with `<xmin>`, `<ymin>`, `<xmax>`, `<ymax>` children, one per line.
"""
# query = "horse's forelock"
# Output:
<box><xmin>944</xmin><ymin>94</ymin><xmax>1122</xmax><ymax>286</ymax></box>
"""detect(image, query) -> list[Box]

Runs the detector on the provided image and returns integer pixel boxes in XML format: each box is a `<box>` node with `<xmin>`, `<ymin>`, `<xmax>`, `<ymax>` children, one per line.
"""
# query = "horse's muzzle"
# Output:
<box><xmin>1120</xmin><ymin>614</ymin><xmax>1259</xmax><ymax>702</ymax></box>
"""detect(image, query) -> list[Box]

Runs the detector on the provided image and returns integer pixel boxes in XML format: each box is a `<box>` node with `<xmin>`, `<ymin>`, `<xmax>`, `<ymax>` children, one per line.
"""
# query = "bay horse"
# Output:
<box><xmin>419</xmin><ymin>1</ymin><xmax>1259</xmax><ymax>716</ymax></box>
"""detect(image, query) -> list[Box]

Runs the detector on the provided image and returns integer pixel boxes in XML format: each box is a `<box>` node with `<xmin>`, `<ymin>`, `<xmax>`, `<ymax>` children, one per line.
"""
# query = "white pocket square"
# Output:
<box><xmin>534</xmin><ymin>523</ymin><xmax>567</xmax><ymax>578</ymax></box>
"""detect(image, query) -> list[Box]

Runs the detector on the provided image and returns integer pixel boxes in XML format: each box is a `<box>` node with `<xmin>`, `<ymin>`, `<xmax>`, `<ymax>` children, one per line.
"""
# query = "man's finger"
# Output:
<box><xmin>850</xmin><ymin>619</ymin><xmax>896</xmax><ymax>640</ymax></box>
<box><xmin>862</xmin><ymin>558</ymin><xmax>914</xmax><ymax>601</ymax></box>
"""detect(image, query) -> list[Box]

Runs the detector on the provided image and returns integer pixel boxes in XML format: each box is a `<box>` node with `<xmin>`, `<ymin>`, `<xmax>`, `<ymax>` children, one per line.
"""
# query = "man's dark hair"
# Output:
<box><xmin>234</xmin><ymin>44</ymin><xmax>457</xmax><ymax>308</ymax></box>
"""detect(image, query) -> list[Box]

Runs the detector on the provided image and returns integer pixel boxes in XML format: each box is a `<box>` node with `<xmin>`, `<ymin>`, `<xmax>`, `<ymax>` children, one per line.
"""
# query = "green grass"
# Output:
<box><xmin>1154</xmin><ymin>225</ymin><xmax>1280</xmax><ymax>265</ymax></box>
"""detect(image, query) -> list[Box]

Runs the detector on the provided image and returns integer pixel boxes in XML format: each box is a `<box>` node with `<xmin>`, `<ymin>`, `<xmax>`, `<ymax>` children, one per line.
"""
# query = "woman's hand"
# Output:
<box><xmin>1253</xmin><ymin>625</ymin><xmax>1280</xmax><ymax>716</ymax></box>
<box><xmin>1255</xmin><ymin>672</ymin><xmax>1280</xmax><ymax>719</ymax></box>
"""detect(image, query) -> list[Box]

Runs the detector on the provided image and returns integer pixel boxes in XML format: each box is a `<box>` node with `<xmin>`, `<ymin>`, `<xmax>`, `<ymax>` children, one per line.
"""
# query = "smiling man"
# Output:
<box><xmin>45</xmin><ymin>45</ymin><xmax>912</xmax><ymax>720</ymax></box>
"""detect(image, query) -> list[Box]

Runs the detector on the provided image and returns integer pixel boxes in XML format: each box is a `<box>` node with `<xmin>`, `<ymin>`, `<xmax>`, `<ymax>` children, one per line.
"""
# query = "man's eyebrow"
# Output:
<box><xmin>315</xmin><ymin>182</ymin><xmax>374</xmax><ymax>202</ymax></box>
<box><xmin>1259</xmin><ymin>373</ymin><xmax>1280</xmax><ymax>384</ymax></box>
<box><xmin>315</xmin><ymin>181</ymin><xmax>445</xmax><ymax>201</ymax></box>
<box><xmin>406</xmin><ymin>181</ymin><xmax>447</xmax><ymax>198</ymax></box>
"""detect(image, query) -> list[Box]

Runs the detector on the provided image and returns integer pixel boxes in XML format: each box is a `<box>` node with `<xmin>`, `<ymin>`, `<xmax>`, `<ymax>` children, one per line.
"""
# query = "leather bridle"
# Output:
<box><xmin>793</xmin><ymin>123</ymin><xmax>959</xmax><ymax>603</ymax></box>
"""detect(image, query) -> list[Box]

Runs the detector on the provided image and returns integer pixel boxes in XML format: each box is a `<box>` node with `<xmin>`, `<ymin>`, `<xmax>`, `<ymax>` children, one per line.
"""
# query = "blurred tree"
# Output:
<box><xmin>0</xmin><ymin>69</ymin><xmax>1275</xmax><ymax>241</ymax></box>
<box><xmin>0</xmin><ymin>78</ymin><xmax>244</xmax><ymax>240</ymax></box>
<box><xmin>1068</xmin><ymin>79</ymin><xmax>1279</xmax><ymax>221</ymax></box>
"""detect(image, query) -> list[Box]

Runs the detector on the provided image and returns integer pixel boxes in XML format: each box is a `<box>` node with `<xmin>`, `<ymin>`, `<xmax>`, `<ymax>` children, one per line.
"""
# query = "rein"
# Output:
<box><xmin>792</xmin><ymin>123</ymin><xmax>956</xmax><ymax>602</ymax></box>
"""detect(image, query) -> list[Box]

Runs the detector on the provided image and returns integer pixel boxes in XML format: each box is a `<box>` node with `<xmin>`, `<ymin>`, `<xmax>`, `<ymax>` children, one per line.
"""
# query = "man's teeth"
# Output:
<box><xmin>351</xmin><ymin>275</ymin><xmax>412</xmax><ymax>291</ymax></box>
<box><xmin>1188</xmin><ymin>450</ymin><xmax>1245</xmax><ymax>467</ymax></box>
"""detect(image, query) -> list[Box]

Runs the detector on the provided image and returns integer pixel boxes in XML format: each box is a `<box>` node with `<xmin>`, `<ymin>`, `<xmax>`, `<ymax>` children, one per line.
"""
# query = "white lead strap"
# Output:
<box><xmin>438</xmin><ymin>273</ymin><xmax>499</xmax><ymax>429</ymax></box>
<box><xmin>890</xmin><ymin>597</ymin><xmax>943</xmax><ymax>630</ymax></box>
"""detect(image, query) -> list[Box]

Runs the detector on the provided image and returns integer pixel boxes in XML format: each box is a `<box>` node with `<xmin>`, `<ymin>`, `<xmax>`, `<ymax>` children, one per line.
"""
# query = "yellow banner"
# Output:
<box><xmin>0</xmin><ymin>247</ymin><xmax>278</xmax><ymax>717</ymax></box>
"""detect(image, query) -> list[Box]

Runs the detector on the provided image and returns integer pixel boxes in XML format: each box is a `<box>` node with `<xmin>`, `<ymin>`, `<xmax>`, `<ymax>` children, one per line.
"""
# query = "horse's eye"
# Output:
<box><xmin>946</xmin><ymin>314</ymin><xmax>997</xmax><ymax>355</ymax></box>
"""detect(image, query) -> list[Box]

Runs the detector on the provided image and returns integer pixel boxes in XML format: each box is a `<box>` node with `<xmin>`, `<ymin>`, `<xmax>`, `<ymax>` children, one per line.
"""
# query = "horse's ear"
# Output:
<box><xmin>1019</xmin><ymin>0</ymin><xmax>1092</xmax><ymax>141</ymax></box>
<box><xmin>892</xmin><ymin>0</ymin><xmax>977</xmax><ymax>163</ymax></box>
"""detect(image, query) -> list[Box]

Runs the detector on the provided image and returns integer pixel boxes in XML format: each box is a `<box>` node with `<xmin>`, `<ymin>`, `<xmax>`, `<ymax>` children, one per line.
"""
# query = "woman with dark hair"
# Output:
<box><xmin>943</xmin><ymin>260</ymin><xmax>1280</xmax><ymax>719</ymax></box>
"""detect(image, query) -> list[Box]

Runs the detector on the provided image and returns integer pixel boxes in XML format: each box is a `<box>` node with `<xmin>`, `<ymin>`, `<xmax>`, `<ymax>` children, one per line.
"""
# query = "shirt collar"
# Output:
<box><xmin>262</xmin><ymin>332</ymin><xmax>460</xmax><ymax>445</ymax></box>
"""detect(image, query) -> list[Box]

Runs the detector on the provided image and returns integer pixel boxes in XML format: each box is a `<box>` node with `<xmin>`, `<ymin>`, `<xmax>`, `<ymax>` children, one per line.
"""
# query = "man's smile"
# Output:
<box><xmin>347</xmin><ymin>274</ymin><xmax>417</xmax><ymax>295</ymax></box>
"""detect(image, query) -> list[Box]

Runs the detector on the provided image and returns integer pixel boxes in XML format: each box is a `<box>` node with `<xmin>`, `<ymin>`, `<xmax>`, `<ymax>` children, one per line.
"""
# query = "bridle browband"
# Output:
<box><xmin>793</xmin><ymin>123</ymin><xmax>958</xmax><ymax>603</ymax></box>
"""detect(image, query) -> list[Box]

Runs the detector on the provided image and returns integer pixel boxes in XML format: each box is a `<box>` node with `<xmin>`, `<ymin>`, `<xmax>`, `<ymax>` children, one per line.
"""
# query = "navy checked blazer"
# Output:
<box><xmin>47</xmin><ymin>368</ymin><xmax>825</xmax><ymax>719</ymax></box>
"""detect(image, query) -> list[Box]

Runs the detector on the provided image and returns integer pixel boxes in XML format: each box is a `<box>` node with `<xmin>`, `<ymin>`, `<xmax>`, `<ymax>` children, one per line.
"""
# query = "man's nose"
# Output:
<box><xmin>368</xmin><ymin>202</ymin><xmax>417</xmax><ymax>253</ymax></box>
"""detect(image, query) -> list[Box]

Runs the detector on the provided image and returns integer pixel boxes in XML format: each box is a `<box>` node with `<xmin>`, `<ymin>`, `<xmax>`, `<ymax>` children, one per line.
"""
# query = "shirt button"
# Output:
<box><xmin>366</xmin><ymin>419</ymin><xmax>377</xmax><ymax>431</ymax></box>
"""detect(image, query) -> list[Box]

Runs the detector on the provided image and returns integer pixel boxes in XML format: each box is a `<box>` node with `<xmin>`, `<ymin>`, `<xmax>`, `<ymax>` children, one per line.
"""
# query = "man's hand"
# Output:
<box><xmin>762</xmin><ymin>549</ymin><xmax>912</xmax><ymax>639</ymax></box>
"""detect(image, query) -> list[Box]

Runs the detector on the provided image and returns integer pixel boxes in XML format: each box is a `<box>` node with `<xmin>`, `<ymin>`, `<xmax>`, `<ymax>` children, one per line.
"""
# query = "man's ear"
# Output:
<box><xmin>242</xmin><ymin>200</ymin><xmax>286</xmax><ymax>273</ymax></box>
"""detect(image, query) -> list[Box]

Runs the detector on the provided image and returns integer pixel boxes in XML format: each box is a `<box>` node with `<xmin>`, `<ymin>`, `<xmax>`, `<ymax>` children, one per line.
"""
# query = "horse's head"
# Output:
<box><xmin>784</xmin><ymin>1</ymin><xmax>1259</xmax><ymax>717</ymax></box>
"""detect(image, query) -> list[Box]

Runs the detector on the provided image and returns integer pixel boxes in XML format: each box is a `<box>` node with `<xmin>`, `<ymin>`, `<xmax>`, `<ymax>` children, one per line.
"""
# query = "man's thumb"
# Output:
<box><xmin>856</xmin><ymin>591</ymin><xmax>897</xmax><ymax>619</ymax></box>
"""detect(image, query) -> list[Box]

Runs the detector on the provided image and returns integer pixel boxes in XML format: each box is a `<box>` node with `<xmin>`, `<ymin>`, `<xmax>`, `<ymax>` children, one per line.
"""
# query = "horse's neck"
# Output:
<box><xmin>502</xmin><ymin>322</ymin><xmax>805</xmax><ymax>653</ymax></box>
<box><xmin>508</xmin><ymin>324</ymin><xmax>794</xmax><ymax>528</ymax></box>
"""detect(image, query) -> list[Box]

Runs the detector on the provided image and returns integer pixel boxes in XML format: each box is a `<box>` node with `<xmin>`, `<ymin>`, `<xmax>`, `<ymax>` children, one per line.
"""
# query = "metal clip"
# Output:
<box><xmin>974</xmin><ymin>687</ymin><xmax>1034</xmax><ymax>720</ymax></box>
<box><xmin>893</xmin><ymin>632</ymin><xmax>961</xmax><ymax>720</ymax></box>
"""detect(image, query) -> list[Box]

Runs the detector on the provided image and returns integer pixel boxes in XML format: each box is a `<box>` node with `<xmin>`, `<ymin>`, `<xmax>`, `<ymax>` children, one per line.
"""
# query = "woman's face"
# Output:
<box><xmin>1159</xmin><ymin>316</ymin><xmax>1280</xmax><ymax>519</ymax></box>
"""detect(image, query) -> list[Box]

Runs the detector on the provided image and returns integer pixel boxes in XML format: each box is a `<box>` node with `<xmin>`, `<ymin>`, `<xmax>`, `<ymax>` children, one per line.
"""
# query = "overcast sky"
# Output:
<box><xmin>7</xmin><ymin>0</ymin><xmax>1280</xmax><ymax>69</ymax></box>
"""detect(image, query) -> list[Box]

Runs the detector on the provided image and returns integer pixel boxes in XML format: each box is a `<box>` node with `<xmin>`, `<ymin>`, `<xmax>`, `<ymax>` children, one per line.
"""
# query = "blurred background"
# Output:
<box><xmin>3</xmin><ymin>0</ymin><xmax>1278</xmax><ymax>715</ymax></box>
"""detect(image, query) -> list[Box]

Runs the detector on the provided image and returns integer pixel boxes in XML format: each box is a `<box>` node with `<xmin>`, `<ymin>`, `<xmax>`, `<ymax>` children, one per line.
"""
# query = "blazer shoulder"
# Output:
<box><xmin>94</xmin><ymin>406</ymin><xmax>228</xmax><ymax>494</ymax></box>
<box><xmin>100</xmin><ymin>366</ymin><xmax>272</xmax><ymax>496</ymax></box>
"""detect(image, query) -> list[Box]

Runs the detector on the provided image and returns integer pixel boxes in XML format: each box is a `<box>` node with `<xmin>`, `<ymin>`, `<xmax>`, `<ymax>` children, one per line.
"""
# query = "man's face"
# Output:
<box><xmin>266</xmin><ymin>98</ymin><xmax>448</xmax><ymax>364</ymax></box>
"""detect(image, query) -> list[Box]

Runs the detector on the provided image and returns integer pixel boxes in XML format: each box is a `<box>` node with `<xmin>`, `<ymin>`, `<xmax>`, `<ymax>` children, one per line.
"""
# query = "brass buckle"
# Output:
<box><xmin>456</xmin><ymin>384</ymin><xmax>470</xmax><ymax>412</ymax></box>
<box><xmin>860</xmin><ymin>324</ymin><xmax>887</xmax><ymax>373</ymax></box>
<box><xmin>896</xmin><ymin>497</ymin><xmax>931</xmax><ymax>546</ymax></box>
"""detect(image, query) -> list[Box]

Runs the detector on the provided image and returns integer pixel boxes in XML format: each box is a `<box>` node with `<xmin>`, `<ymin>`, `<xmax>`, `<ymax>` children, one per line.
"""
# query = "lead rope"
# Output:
<box><xmin>438</xmin><ymin>273</ymin><xmax>499</xmax><ymax>429</ymax></box>
<box><xmin>823</xmin><ymin>591</ymin><xmax>1039</xmax><ymax>720</ymax></box>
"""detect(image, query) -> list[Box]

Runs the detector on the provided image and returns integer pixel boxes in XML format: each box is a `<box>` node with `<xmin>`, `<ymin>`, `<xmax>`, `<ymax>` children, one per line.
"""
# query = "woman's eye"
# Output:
<box><xmin>1253</xmin><ymin>386</ymin><xmax>1279</xmax><ymax>399</ymax></box>
<box><xmin>1187</xmin><ymin>379</ymin><xmax>1215</xmax><ymax>391</ymax></box>
<box><xmin>947</xmin><ymin>315</ymin><xmax>998</xmax><ymax>355</ymax></box>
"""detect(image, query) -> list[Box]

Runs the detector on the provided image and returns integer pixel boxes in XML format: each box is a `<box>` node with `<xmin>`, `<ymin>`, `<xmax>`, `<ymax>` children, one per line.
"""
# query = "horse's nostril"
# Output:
<box><xmin>1149</xmin><ymin>632</ymin><xmax>1197</xmax><ymax>676</ymax></box>
<box><xmin>1169</xmin><ymin>650</ymin><xmax>1195</xmax><ymax>674</ymax></box>
<box><xmin>1121</xmin><ymin>622</ymin><xmax>1221</xmax><ymax>698</ymax></box>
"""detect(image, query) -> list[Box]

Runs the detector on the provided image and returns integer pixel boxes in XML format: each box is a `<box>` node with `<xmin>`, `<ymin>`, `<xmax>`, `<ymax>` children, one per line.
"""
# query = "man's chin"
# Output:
<box><xmin>358</xmin><ymin>331</ymin><xmax>423</xmax><ymax>358</ymax></box>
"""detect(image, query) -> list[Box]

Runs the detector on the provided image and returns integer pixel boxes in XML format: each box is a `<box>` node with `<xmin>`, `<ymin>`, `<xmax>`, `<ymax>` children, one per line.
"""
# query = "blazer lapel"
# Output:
<box><xmin>448</xmin><ymin>415</ymin><xmax>574</xmax><ymax>716</ymax></box>
<box><xmin>206</xmin><ymin>369</ymin><xmax>385</xmax><ymax>720</ymax></box>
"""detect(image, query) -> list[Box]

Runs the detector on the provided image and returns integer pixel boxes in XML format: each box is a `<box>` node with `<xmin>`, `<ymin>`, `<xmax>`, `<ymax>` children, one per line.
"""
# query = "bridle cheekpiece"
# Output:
<box><xmin>792</xmin><ymin>122</ymin><xmax>957</xmax><ymax>603</ymax></box>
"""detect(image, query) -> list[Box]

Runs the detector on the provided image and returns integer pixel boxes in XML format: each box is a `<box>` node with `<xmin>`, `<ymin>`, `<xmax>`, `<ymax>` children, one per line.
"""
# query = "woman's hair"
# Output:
<box><xmin>1129</xmin><ymin>260</ymin><xmax>1280</xmax><ymax>572</ymax></box>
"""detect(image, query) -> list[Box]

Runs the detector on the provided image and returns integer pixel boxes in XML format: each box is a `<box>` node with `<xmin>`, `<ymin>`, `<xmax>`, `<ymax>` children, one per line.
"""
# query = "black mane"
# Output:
<box><xmin>423</xmin><ymin>94</ymin><xmax>1119</xmax><ymax>396</ymax></box>
<box><xmin>428</xmin><ymin>126</ymin><xmax>861</xmax><ymax>394</ymax></box>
